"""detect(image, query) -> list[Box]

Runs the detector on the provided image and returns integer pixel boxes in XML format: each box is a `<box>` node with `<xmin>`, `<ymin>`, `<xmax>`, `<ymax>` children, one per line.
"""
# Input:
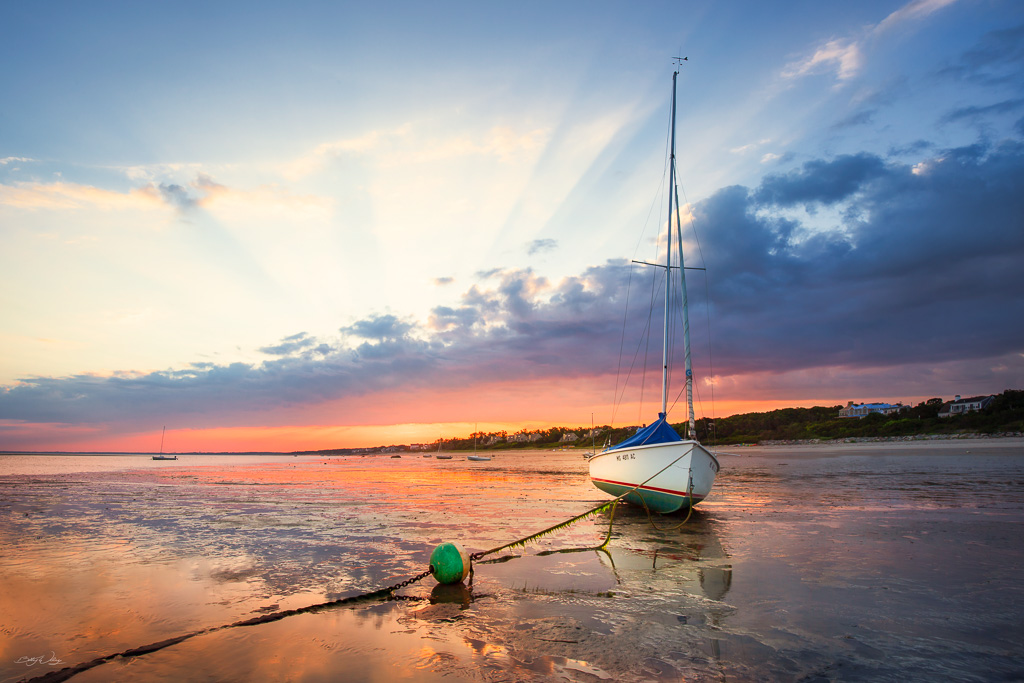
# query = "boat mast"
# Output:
<box><xmin>671</xmin><ymin>68</ymin><xmax>697</xmax><ymax>440</ymax></box>
<box><xmin>159</xmin><ymin>426</ymin><xmax>166</xmax><ymax>454</ymax></box>
<box><xmin>667</xmin><ymin>64</ymin><xmax>698</xmax><ymax>439</ymax></box>
<box><xmin>661</xmin><ymin>70</ymin><xmax>678</xmax><ymax>419</ymax></box>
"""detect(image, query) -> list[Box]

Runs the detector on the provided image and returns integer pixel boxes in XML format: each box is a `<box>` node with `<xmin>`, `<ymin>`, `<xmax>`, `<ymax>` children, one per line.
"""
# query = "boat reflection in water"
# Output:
<box><xmin>593</xmin><ymin>506</ymin><xmax>732</xmax><ymax>602</ymax></box>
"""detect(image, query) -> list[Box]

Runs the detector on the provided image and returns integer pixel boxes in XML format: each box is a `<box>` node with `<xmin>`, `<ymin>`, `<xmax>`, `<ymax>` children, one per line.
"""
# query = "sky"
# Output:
<box><xmin>1</xmin><ymin>0</ymin><xmax>1022</xmax><ymax>452</ymax></box>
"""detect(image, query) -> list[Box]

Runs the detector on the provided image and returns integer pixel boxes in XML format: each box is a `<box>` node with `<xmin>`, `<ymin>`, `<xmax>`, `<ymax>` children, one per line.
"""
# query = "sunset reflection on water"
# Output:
<box><xmin>0</xmin><ymin>452</ymin><xmax>623</xmax><ymax>682</ymax></box>
<box><xmin>3</xmin><ymin>442</ymin><xmax>1024</xmax><ymax>682</ymax></box>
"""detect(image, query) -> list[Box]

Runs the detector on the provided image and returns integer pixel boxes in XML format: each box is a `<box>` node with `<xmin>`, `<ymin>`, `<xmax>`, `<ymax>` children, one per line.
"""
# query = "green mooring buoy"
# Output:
<box><xmin>429</xmin><ymin>542</ymin><xmax>471</xmax><ymax>585</ymax></box>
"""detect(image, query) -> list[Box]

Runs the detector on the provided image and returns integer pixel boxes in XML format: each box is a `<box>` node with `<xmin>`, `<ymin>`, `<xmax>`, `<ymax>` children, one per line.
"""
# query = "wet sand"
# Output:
<box><xmin>2</xmin><ymin>440</ymin><xmax>1023</xmax><ymax>682</ymax></box>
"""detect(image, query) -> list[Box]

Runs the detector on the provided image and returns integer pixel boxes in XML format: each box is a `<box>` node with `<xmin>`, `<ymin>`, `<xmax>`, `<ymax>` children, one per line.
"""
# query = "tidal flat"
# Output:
<box><xmin>2</xmin><ymin>440</ymin><xmax>1023</xmax><ymax>682</ymax></box>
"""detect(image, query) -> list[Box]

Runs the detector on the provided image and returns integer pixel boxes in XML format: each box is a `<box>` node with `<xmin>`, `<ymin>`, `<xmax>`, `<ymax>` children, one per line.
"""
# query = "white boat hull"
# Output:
<box><xmin>589</xmin><ymin>440</ymin><xmax>719</xmax><ymax>513</ymax></box>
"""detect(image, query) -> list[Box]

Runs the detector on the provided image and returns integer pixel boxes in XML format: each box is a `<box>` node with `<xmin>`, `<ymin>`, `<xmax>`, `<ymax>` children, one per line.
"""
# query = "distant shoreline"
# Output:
<box><xmin>3</xmin><ymin>431</ymin><xmax>1024</xmax><ymax>456</ymax></box>
<box><xmin>753</xmin><ymin>431</ymin><xmax>1024</xmax><ymax>446</ymax></box>
<box><xmin>0</xmin><ymin>451</ymin><xmax>307</xmax><ymax>456</ymax></box>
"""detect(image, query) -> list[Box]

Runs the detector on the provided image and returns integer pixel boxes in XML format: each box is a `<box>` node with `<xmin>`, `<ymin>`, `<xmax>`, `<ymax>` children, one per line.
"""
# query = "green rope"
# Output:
<box><xmin>637</xmin><ymin>468</ymin><xmax>695</xmax><ymax>531</ymax></box>
<box><xmin>470</xmin><ymin>499</ymin><xmax>618</xmax><ymax>561</ymax></box>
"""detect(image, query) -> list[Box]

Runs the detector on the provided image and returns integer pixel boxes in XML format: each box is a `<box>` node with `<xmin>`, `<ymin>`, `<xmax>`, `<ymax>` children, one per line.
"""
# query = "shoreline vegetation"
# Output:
<box><xmin>323</xmin><ymin>389</ymin><xmax>1024</xmax><ymax>454</ymax></box>
<box><xmin>4</xmin><ymin>391</ymin><xmax>1021</xmax><ymax>457</ymax></box>
<box><xmin>327</xmin><ymin>389</ymin><xmax>1023</xmax><ymax>454</ymax></box>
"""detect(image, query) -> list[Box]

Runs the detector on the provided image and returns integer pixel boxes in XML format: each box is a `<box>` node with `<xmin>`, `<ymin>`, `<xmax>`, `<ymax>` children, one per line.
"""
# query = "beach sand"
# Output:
<box><xmin>2</xmin><ymin>440</ymin><xmax>1023</xmax><ymax>682</ymax></box>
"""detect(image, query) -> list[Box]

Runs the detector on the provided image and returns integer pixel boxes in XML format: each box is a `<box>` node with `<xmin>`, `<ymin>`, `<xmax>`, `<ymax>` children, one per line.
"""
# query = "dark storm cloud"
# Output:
<box><xmin>2</xmin><ymin>141</ymin><xmax>1022</xmax><ymax>427</ymax></box>
<box><xmin>753</xmin><ymin>153</ymin><xmax>890</xmax><ymax>207</ymax></box>
<box><xmin>703</xmin><ymin>140</ymin><xmax>1024</xmax><ymax>375</ymax></box>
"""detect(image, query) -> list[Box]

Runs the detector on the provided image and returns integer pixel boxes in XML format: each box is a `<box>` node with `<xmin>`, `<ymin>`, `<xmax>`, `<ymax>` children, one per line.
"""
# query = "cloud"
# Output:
<box><xmin>831</xmin><ymin>109</ymin><xmax>875</xmax><ymax>130</ymax></box>
<box><xmin>154</xmin><ymin>173</ymin><xmax>228</xmax><ymax>211</ymax></box>
<box><xmin>526</xmin><ymin>238</ymin><xmax>558</xmax><ymax>256</ymax></box>
<box><xmin>782</xmin><ymin>38</ymin><xmax>863</xmax><ymax>83</ymax></box>
<box><xmin>938</xmin><ymin>23</ymin><xmax>1024</xmax><ymax>85</ymax></box>
<box><xmin>941</xmin><ymin>98</ymin><xmax>1024</xmax><ymax>125</ymax></box>
<box><xmin>259</xmin><ymin>332</ymin><xmax>316</xmax><ymax>356</ymax></box>
<box><xmin>760</xmin><ymin>152</ymin><xmax>791</xmax><ymax>165</ymax></box>
<box><xmin>2</xmin><ymin>141</ymin><xmax>1022</xmax><ymax>431</ymax></box>
<box><xmin>730</xmin><ymin>139</ymin><xmax>772</xmax><ymax>155</ymax></box>
<box><xmin>0</xmin><ymin>173</ymin><xmax>235</xmax><ymax>215</ymax></box>
<box><xmin>157</xmin><ymin>183</ymin><xmax>198</xmax><ymax>210</ymax></box>
<box><xmin>283</xmin><ymin>123</ymin><xmax>549</xmax><ymax>180</ymax></box>
<box><xmin>753</xmin><ymin>153</ymin><xmax>890</xmax><ymax>207</ymax></box>
<box><xmin>873</xmin><ymin>0</ymin><xmax>959</xmax><ymax>36</ymax></box>
<box><xmin>782</xmin><ymin>0</ymin><xmax>960</xmax><ymax>85</ymax></box>
<box><xmin>888</xmin><ymin>140</ymin><xmax>934</xmax><ymax>157</ymax></box>
<box><xmin>703</xmin><ymin>140</ymin><xmax>1024</xmax><ymax>377</ymax></box>
<box><xmin>341</xmin><ymin>314</ymin><xmax>414</xmax><ymax>342</ymax></box>
<box><xmin>0</xmin><ymin>181</ymin><xmax>163</xmax><ymax>211</ymax></box>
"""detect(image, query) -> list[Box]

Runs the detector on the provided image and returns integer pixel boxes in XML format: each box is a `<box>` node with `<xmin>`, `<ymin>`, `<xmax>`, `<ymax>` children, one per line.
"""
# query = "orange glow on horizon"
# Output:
<box><xmin>1</xmin><ymin>403</ymin><xmax>821</xmax><ymax>454</ymax></box>
<box><xmin>0</xmin><ymin>370</ymin><xmax>943</xmax><ymax>453</ymax></box>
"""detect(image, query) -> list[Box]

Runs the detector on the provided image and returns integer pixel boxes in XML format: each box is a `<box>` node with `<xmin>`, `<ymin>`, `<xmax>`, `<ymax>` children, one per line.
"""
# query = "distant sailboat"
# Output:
<box><xmin>152</xmin><ymin>426</ymin><xmax>178</xmax><ymax>461</ymax></box>
<box><xmin>467</xmin><ymin>424</ymin><xmax>491</xmax><ymax>461</ymax></box>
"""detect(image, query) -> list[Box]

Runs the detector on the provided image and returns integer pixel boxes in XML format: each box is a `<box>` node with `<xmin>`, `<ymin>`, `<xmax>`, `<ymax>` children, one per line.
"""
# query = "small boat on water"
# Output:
<box><xmin>152</xmin><ymin>426</ymin><xmax>178</xmax><ymax>461</ymax></box>
<box><xmin>588</xmin><ymin>65</ymin><xmax>719</xmax><ymax>514</ymax></box>
<box><xmin>467</xmin><ymin>425</ymin><xmax>491</xmax><ymax>461</ymax></box>
<box><xmin>436</xmin><ymin>455</ymin><xmax>453</xmax><ymax>460</ymax></box>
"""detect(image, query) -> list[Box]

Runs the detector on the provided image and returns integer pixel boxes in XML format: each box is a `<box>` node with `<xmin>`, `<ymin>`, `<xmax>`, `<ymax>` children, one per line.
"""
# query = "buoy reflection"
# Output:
<box><xmin>430</xmin><ymin>582</ymin><xmax>473</xmax><ymax>608</ymax></box>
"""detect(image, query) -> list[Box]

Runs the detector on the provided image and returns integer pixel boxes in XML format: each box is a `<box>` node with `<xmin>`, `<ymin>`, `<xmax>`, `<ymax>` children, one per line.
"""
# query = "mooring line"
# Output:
<box><xmin>636</xmin><ymin>469</ymin><xmax>695</xmax><ymax>531</ymax></box>
<box><xmin>20</xmin><ymin>572</ymin><xmax>431</xmax><ymax>683</ymax></box>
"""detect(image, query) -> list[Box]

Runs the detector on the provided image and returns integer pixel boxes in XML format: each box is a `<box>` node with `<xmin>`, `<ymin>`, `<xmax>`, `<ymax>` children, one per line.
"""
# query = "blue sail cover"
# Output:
<box><xmin>607</xmin><ymin>413</ymin><xmax>682</xmax><ymax>451</ymax></box>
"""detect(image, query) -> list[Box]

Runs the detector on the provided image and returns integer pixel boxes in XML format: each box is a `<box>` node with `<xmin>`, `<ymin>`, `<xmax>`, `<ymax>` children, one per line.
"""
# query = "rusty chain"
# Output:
<box><xmin>385</xmin><ymin>568</ymin><xmax>433</xmax><ymax>592</ymax></box>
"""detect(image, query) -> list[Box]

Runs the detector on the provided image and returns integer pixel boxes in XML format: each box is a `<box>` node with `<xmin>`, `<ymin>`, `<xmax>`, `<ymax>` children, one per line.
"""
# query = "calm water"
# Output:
<box><xmin>2</xmin><ymin>442</ymin><xmax>1023</xmax><ymax>682</ymax></box>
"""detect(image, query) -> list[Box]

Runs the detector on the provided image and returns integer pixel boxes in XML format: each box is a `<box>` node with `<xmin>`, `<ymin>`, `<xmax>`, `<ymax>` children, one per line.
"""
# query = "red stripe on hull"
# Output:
<box><xmin>591</xmin><ymin>477</ymin><xmax>705</xmax><ymax>501</ymax></box>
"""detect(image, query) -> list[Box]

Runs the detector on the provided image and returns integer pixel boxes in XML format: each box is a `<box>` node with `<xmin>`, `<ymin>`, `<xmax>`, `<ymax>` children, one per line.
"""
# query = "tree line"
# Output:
<box><xmin>694</xmin><ymin>389</ymin><xmax>1024</xmax><ymax>445</ymax></box>
<box><xmin>304</xmin><ymin>390</ymin><xmax>1023</xmax><ymax>454</ymax></box>
<box><xmin>439</xmin><ymin>389</ymin><xmax>1024</xmax><ymax>449</ymax></box>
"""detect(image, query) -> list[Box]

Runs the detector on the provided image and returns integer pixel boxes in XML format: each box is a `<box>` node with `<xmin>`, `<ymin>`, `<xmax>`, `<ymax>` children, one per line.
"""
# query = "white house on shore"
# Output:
<box><xmin>838</xmin><ymin>401</ymin><xmax>905</xmax><ymax>418</ymax></box>
<box><xmin>938</xmin><ymin>395</ymin><xmax>996</xmax><ymax>418</ymax></box>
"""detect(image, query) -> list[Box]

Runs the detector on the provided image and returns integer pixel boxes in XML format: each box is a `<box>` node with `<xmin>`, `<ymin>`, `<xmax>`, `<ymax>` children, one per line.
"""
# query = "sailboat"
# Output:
<box><xmin>588</xmin><ymin>66</ymin><xmax>719</xmax><ymax>514</ymax></box>
<box><xmin>435</xmin><ymin>434</ymin><xmax>453</xmax><ymax>459</ymax></box>
<box><xmin>467</xmin><ymin>424</ymin><xmax>491</xmax><ymax>461</ymax></box>
<box><xmin>151</xmin><ymin>426</ymin><xmax>178</xmax><ymax>461</ymax></box>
